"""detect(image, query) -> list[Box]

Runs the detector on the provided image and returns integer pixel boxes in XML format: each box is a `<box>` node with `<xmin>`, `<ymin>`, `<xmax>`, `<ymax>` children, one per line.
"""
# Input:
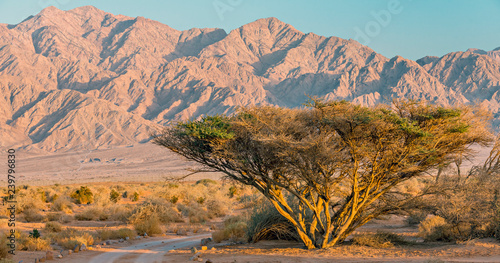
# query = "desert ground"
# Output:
<box><xmin>1</xmin><ymin>144</ymin><xmax>498</xmax><ymax>263</ymax></box>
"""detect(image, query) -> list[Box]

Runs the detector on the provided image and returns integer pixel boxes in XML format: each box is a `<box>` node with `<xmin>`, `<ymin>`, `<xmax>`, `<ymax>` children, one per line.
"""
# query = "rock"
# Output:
<box><xmin>119</xmin><ymin>238</ymin><xmax>124</xmax><ymax>243</ymax></box>
<box><xmin>46</xmin><ymin>251</ymin><xmax>54</xmax><ymax>260</ymax></box>
<box><xmin>205</xmin><ymin>260</ymin><xmax>213</xmax><ymax>263</ymax></box>
<box><xmin>106</xmin><ymin>241</ymin><xmax>111</xmax><ymax>245</ymax></box>
<box><xmin>73</xmin><ymin>244</ymin><xmax>80</xmax><ymax>253</ymax></box>
<box><xmin>57</xmin><ymin>254</ymin><xmax>63</xmax><ymax>258</ymax></box>
<box><xmin>201</xmin><ymin>238</ymin><xmax>212</xmax><ymax>246</ymax></box>
<box><xmin>125</xmin><ymin>236</ymin><xmax>130</xmax><ymax>240</ymax></box>
<box><xmin>80</xmin><ymin>243</ymin><xmax>87</xmax><ymax>251</ymax></box>
<box><xmin>189</xmin><ymin>252</ymin><xmax>201</xmax><ymax>261</ymax></box>
<box><xmin>197</xmin><ymin>258</ymin><xmax>203</xmax><ymax>262</ymax></box>
<box><xmin>191</xmin><ymin>247</ymin><xmax>198</xmax><ymax>253</ymax></box>
<box><xmin>201</xmin><ymin>246</ymin><xmax>208</xmax><ymax>251</ymax></box>
<box><xmin>144</xmin><ymin>233</ymin><xmax>148</xmax><ymax>237</ymax></box>
<box><xmin>136</xmin><ymin>236</ymin><xmax>142</xmax><ymax>239</ymax></box>
<box><xmin>95</xmin><ymin>244</ymin><xmax>101</xmax><ymax>249</ymax></box>
<box><xmin>68</xmin><ymin>250</ymin><xmax>72</xmax><ymax>255</ymax></box>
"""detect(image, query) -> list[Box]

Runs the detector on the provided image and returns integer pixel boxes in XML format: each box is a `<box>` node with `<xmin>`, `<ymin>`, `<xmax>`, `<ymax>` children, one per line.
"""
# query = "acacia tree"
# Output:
<box><xmin>153</xmin><ymin>100</ymin><xmax>492</xmax><ymax>248</ymax></box>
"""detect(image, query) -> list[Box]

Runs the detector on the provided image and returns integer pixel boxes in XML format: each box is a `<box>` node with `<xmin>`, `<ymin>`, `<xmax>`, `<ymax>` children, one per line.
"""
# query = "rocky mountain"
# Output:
<box><xmin>0</xmin><ymin>6</ymin><xmax>499</xmax><ymax>152</ymax></box>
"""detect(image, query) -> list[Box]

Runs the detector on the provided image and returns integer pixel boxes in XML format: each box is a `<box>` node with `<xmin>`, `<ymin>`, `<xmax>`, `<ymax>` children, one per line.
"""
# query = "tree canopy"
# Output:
<box><xmin>153</xmin><ymin>100</ymin><xmax>492</xmax><ymax>249</ymax></box>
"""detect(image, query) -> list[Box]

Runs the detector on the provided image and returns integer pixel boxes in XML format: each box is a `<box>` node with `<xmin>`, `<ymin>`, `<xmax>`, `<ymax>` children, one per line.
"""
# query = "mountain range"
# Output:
<box><xmin>1</xmin><ymin>6</ymin><xmax>499</xmax><ymax>152</ymax></box>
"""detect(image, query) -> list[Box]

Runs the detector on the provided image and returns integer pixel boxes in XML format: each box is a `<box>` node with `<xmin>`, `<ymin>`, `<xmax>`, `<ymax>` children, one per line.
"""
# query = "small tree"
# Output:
<box><xmin>110</xmin><ymin>189</ymin><xmax>121</xmax><ymax>203</ymax></box>
<box><xmin>153</xmin><ymin>100</ymin><xmax>492</xmax><ymax>248</ymax></box>
<box><xmin>70</xmin><ymin>186</ymin><xmax>94</xmax><ymax>204</ymax></box>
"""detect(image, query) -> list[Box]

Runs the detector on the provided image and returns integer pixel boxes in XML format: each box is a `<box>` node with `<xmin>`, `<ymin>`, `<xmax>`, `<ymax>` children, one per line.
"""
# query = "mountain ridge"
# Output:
<box><xmin>1</xmin><ymin>6</ymin><xmax>499</xmax><ymax>152</ymax></box>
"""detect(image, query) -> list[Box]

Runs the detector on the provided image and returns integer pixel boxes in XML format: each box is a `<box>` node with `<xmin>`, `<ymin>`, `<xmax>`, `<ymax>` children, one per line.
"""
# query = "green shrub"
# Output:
<box><xmin>131</xmin><ymin>192</ymin><xmax>140</xmax><ymax>202</ymax></box>
<box><xmin>70</xmin><ymin>186</ymin><xmax>94</xmax><ymax>204</ymax></box>
<box><xmin>110</xmin><ymin>189</ymin><xmax>121</xmax><ymax>203</ymax></box>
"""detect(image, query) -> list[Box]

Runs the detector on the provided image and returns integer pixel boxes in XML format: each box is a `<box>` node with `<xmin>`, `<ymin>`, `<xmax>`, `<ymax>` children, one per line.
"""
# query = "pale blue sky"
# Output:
<box><xmin>0</xmin><ymin>0</ymin><xmax>499</xmax><ymax>60</ymax></box>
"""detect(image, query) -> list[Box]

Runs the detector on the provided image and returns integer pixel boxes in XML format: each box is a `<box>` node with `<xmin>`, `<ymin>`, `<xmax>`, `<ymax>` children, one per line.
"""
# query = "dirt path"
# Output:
<box><xmin>88</xmin><ymin>234</ymin><xmax>211</xmax><ymax>263</ymax></box>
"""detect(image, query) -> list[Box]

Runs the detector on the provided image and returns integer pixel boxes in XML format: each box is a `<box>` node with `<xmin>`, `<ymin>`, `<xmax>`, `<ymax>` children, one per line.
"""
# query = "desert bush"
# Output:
<box><xmin>0</xmin><ymin>231</ymin><xmax>11</xmax><ymax>260</ymax></box>
<box><xmin>110</xmin><ymin>189</ymin><xmax>121</xmax><ymax>203</ymax></box>
<box><xmin>212</xmin><ymin>215</ymin><xmax>248</xmax><ymax>243</ymax></box>
<box><xmin>195</xmin><ymin>179</ymin><xmax>217</xmax><ymax>186</ymax></box>
<box><xmin>44</xmin><ymin>222</ymin><xmax>63</xmax><ymax>233</ymax></box>
<box><xmin>17</xmin><ymin>189</ymin><xmax>45</xmax><ymax>213</ymax></box>
<box><xmin>70</xmin><ymin>186</ymin><xmax>94</xmax><ymax>204</ymax></box>
<box><xmin>247</xmin><ymin>202</ymin><xmax>297</xmax><ymax>243</ymax></box>
<box><xmin>131</xmin><ymin>213</ymin><xmax>162</xmax><ymax>235</ymax></box>
<box><xmin>351</xmin><ymin>232</ymin><xmax>405</xmax><ymax>248</ymax></box>
<box><xmin>178</xmin><ymin>202</ymin><xmax>209</xmax><ymax>223</ymax></box>
<box><xmin>20</xmin><ymin>237</ymin><xmax>51</xmax><ymax>251</ymax></box>
<box><xmin>22</xmin><ymin>208</ymin><xmax>44</xmax><ymax>222</ymax></box>
<box><xmin>418</xmin><ymin>215</ymin><xmax>453</xmax><ymax>242</ymax></box>
<box><xmin>51</xmin><ymin>197</ymin><xmax>73</xmax><ymax>213</ymax></box>
<box><xmin>406</xmin><ymin>210</ymin><xmax>429</xmax><ymax>226</ymax></box>
<box><xmin>53</xmin><ymin>228</ymin><xmax>94</xmax><ymax>249</ymax></box>
<box><xmin>75</xmin><ymin>206</ymin><xmax>106</xmax><ymax>221</ymax></box>
<box><xmin>131</xmin><ymin>192</ymin><xmax>140</xmax><ymax>202</ymax></box>
<box><xmin>106</xmin><ymin>205</ymin><xmax>133</xmax><ymax>222</ymax></box>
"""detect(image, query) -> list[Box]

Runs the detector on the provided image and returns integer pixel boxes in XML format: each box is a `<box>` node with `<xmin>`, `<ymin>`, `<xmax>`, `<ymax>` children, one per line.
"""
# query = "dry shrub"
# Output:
<box><xmin>19</xmin><ymin>234</ymin><xmax>51</xmax><ymax>251</ymax></box>
<box><xmin>131</xmin><ymin>213</ymin><xmax>162</xmax><ymax>236</ymax></box>
<box><xmin>418</xmin><ymin>215</ymin><xmax>453</xmax><ymax>242</ymax></box>
<box><xmin>44</xmin><ymin>222</ymin><xmax>63</xmax><ymax>233</ymax></box>
<box><xmin>96</xmin><ymin>228</ymin><xmax>136</xmax><ymax>240</ymax></box>
<box><xmin>51</xmin><ymin>197</ymin><xmax>73</xmax><ymax>213</ymax></box>
<box><xmin>17</xmin><ymin>189</ymin><xmax>46</xmax><ymax>213</ymax></box>
<box><xmin>106</xmin><ymin>205</ymin><xmax>133</xmax><ymax>222</ymax></box>
<box><xmin>135</xmin><ymin>198</ymin><xmax>183</xmax><ymax>223</ymax></box>
<box><xmin>75</xmin><ymin>206</ymin><xmax>106</xmax><ymax>221</ymax></box>
<box><xmin>178</xmin><ymin>202</ymin><xmax>209</xmax><ymax>223</ymax></box>
<box><xmin>0</xmin><ymin>231</ymin><xmax>11</xmax><ymax>259</ymax></box>
<box><xmin>351</xmin><ymin>232</ymin><xmax>405</xmax><ymax>248</ymax></box>
<box><xmin>22</xmin><ymin>208</ymin><xmax>45</xmax><ymax>222</ymax></box>
<box><xmin>53</xmin><ymin>228</ymin><xmax>94</xmax><ymax>249</ymax></box>
<box><xmin>247</xmin><ymin>202</ymin><xmax>297</xmax><ymax>243</ymax></box>
<box><xmin>406</xmin><ymin>210</ymin><xmax>428</xmax><ymax>226</ymax></box>
<box><xmin>212</xmin><ymin>215</ymin><xmax>248</xmax><ymax>243</ymax></box>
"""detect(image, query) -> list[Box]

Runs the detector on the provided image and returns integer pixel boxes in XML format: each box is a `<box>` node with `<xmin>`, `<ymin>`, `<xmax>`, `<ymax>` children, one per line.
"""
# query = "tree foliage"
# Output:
<box><xmin>153</xmin><ymin>100</ymin><xmax>492</xmax><ymax>248</ymax></box>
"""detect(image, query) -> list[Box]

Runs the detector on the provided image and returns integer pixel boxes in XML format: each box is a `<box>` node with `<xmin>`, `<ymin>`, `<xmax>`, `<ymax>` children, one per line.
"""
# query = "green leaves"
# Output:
<box><xmin>177</xmin><ymin>115</ymin><xmax>234</xmax><ymax>141</ymax></box>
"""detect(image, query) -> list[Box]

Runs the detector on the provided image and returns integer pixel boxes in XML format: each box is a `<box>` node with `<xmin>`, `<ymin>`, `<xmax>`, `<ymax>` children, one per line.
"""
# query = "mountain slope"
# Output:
<box><xmin>0</xmin><ymin>6</ymin><xmax>499</xmax><ymax>152</ymax></box>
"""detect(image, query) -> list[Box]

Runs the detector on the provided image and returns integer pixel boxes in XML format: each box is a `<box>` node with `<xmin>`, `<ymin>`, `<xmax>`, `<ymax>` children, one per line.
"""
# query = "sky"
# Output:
<box><xmin>0</xmin><ymin>0</ymin><xmax>499</xmax><ymax>60</ymax></box>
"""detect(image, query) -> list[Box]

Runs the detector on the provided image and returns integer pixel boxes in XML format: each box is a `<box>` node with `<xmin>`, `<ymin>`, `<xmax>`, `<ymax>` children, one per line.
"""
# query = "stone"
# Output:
<box><xmin>197</xmin><ymin>258</ymin><xmax>203</xmax><ymax>262</ymax></box>
<box><xmin>191</xmin><ymin>247</ymin><xmax>198</xmax><ymax>253</ymax></box>
<box><xmin>125</xmin><ymin>236</ymin><xmax>130</xmax><ymax>240</ymax></box>
<box><xmin>206</xmin><ymin>260</ymin><xmax>213</xmax><ymax>263</ymax></box>
<box><xmin>80</xmin><ymin>243</ymin><xmax>87</xmax><ymax>251</ymax></box>
<box><xmin>57</xmin><ymin>254</ymin><xmax>63</xmax><ymax>259</ymax></box>
<box><xmin>189</xmin><ymin>252</ymin><xmax>201</xmax><ymax>261</ymax></box>
<box><xmin>106</xmin><ymin>241</ymin><xmax>111</xmax><ymax>245</ymax></box>
<box><xmin>73</xmin><ymin>244</ymin><xmax>80</xmax><ymax>253</ymax></box>
<box><xmin>68</xmin><ymin>250</ymin><xmax>72</xmax><ymax>255</ymax></box>
<box><xmin>136</xmin><ymin>236</ymin><xmax>142</xmax><ymax>239</ymax></box>
<box><xmin>46</xmin><ymin>251</ymin><xmax>54</xmax><ymax>260</ymax></box>
<box><xmin>119</xmin><ymin>238</ymin><xmax>124</xmax><ymax>243</ymax></box>
<box><xmin>144</xmin><ymin>233</ymin><xmax>148</xmax><ymax>237</ymax></box>
<box><xmin>95</xmin><ymin>244</ymin><xmax>101</xmax><ymax>249</ymax></box>
<box><xmin>201</xmin><ymin>238</ymin><xmax>212</xmax><ymax>246</ymax></box>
